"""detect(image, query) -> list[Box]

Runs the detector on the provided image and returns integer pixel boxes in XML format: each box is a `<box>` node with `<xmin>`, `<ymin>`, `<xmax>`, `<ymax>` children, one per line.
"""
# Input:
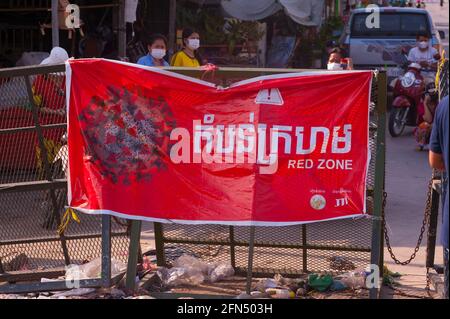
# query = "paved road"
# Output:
<box><xmin>382</xmin><ymin>125</ymin><xmax>443</xmax><ymax>296</ymax></box>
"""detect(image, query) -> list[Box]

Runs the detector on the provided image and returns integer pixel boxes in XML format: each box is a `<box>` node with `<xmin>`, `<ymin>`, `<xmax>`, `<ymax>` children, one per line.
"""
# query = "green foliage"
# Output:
<box><xmin>223</xmin><ymin>19</ymin><xmax>264</xmax><ymax>54</ymax></box>
<box><xmin>318</xmin><ymin>15</ymin><xmax>344</xmax><ymax>50</ymax></box>
<box><xmin>176</xmin><ymin>5</ymin><xmax>264</xmax><ymax>55</ymax></box>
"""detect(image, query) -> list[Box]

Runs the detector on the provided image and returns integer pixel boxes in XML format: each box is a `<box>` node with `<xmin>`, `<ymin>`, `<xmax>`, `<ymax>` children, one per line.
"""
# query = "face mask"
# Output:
<box><xmin>187</xmin><ymin>39</ymin><xmax>200</xmax><ymax>50</ymax></box>
<box><xmin>151</xmin><ymin>49</ymin><xmax>166</xmax><ymax>60</ymax></box>
<box><xmin>418</xmin><ymin>41</ymin><xmax>429</xmax><ymax>49</ymax></box>
<box><xmin>327</xmin><ymin>62</ymin><xmax>343</xmax><ymax>71</ymax></box>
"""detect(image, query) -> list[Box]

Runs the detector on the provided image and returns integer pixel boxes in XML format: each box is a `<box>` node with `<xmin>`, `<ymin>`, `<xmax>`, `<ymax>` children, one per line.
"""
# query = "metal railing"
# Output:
<box><xmin>1</xmin><ymin>63</ymin><xmax>387</xmax><ymax>298</ymax></box>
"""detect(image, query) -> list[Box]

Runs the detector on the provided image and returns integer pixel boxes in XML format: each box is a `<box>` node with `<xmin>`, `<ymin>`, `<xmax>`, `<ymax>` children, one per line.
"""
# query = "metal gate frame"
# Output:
<box><xmin>122</xmin><ymin>67</ymin><xmax>388</xmax><ymax>299</ymax></box>
<box><xmin>426</xmin><ymin>58</ymin><xmax>448</xmax><ymax>283</ymax></box>
<box><xmin>0</xmin><ymin>64</ymin><xmax>127</xmax><ymax>294</ymax></box>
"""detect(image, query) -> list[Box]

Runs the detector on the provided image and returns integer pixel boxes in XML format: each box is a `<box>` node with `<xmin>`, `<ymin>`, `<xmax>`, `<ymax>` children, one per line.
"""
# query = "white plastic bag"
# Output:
<box><xmin>172</xmin><ymin>255</ymin><xmax>212</xmax><ymax>274</ymax></box>
<box><xmin>157</xmin><ymin>266</ymin><xmax>205</xmax><ymax>287</ymax></box>
<box><xmin>254</xmin><ymin>278</ymin><xmax>279</xmax><ymax>292</ymax></box>
<box><xmin>65</xmin><ymin>257</ymin><xmax>126</xmax><ymax>281</ymax></box>
<box><xmin>210</xmin><ymin>263</ymin><xmax>235</xmax><ymax>283</ymax></box>
<box><xmin>339</xmin><ymin>269</ymin><xmax>367</xmax><ymax>289</ymax></box>
<box><xmin>158</xmin><ymin>255</ymin><xmax>234</xmax><ymax>287</ymax></box>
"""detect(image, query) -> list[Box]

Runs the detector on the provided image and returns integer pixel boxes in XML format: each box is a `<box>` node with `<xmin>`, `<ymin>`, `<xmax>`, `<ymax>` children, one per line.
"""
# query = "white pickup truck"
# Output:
<box><xmin>339</xmin><ymin>7</ymin><xmax>444</xmax><ymax>83</ymax></box>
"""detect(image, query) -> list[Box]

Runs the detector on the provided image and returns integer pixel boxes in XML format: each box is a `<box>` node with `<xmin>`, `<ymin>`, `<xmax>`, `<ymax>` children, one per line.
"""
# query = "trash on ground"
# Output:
<box><xmin>336</xmin><ymin>269</ymin><xmax>368</xmax><ymax>290</ymax></box>
<box><xmin>329</xmin><ymin>256</ymin><xmax>356</xmax><ymax>271</ymax></box>
<box><xmin>65</xmin><ymin>257</ymin><xmax>126</xmax><ymax>281</ymax></box>
<box><xmin>383</xmin><ymin>265</ymin><xmax>402</xmax><ymax>286</ymax></box>
<box><xmin>330</xmin><ymin>280</ymin><xmax>347</xmax><ymax>291</ymax></box>
<box><xmin>156</xmin><ymin>254</ymin><xmax>234</xmax><ymax>287</ymax></box>
<box><xmin>51</xmin><ymin>288</ymin><xmax>96</xmax><ymax>298</ymax></box>
<box><xmin>308</xmin><ymin>273</ymin><xmax>333</xmax><ymax>292</ymax></box>
<box><xmin>254</xmin><ymin>278</ymin><xmax>279</xmax><ymax>292</ymax></box>
<box><xmin>265</xmin><ymin>288</ymin><xmax>295</xmax><ymax>299</ymax></box>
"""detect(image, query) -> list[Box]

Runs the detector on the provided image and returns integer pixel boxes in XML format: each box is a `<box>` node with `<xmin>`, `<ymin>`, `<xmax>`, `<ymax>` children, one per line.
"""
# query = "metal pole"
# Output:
<box><xmin>101</xmin><ymin>215</ymin><xmax>112</xmax><ymax>288</ymax></box>
<box><xmin>302</xmin><ymin>225</ymin><xmax>308</xmax><ymax>273</ymax></box>
<box><xmin>245</xmin><ymin>226</ymin><xmax>256</xmax><ymax>294</ymax></box>
<box><xmin>369</xmin><ymin>71</ymin><xmax>387</xmax><ymax>299</ymax></box>
<box><xmin>118</xmin><ymin>0</ymin><xmax>126</xmax><ymax>58</ymax></box>
<box><xmin>51</xmin><ymin>0</ymin><xmax>59</xmax><ymax>47</ymax></box>
<box><xmin>335</xmin><ymin>0</ymin><xmax>340</xmax><ymax>17</ymax></box>
<box><xmin>125</xmin><ymin>220</ymin><xmax>142</xmax><ymax>291</ymax></box>
<box><xmin>168</xmin><ymin>0</ymin><xmax>177</xmax><ymax>57</ymax></box>
<box><xmin>154</xmin><ymin>222</ymin><xmax>166</xmax><ymax>267</ymax></box>
<box><xmin>426</xmin><ymin>180</ymin><xmax>441</xmax><ymax>268</ymax></box>
<box><xmin>229</xmin><ymin>226</ymin><xmax>236</xmax><ymax>269</ymax></box>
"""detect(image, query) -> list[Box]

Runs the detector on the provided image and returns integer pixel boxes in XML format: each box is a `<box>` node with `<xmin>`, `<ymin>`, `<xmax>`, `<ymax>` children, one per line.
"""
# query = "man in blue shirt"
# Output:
<box><xmin>137</xmin><ymin>34</ymin><xmax>169</xmax><ymax>67</ymax></box>
<box><xmin>429</xmin><ymin>95</ymin><xmax>449</xmax><ymax>299</ymax></box>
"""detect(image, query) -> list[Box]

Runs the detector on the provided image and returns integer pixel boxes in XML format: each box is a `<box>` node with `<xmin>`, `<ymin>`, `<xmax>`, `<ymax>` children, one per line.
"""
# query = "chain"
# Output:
<box><xmin>382</xmin><ymin>178</ymin><xmax>435</xmax><ymax>298</ymax></box>
<box><xmin>425</xmin><ymin>267</ymin><xmax>432</xmax><ymax>297</ymax></box>
<box><xmin>382</xmin><ymin>178</ymin><xmax>433</xmax><ymax>265</ymax></box>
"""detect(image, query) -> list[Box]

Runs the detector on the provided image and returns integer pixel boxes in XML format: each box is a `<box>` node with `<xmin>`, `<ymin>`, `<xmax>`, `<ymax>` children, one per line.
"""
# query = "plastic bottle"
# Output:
<box><xmin>265</xmin><ymin>288</ymin><xmax>295</xmax><ymax>299</ymax></box>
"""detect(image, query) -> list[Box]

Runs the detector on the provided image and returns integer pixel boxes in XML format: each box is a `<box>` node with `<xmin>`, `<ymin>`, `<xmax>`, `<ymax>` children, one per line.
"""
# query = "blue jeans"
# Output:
<box><xmin>445</xmin><ymin>248</ymin><xmax>449</xmax><ymax>299</ymax></box>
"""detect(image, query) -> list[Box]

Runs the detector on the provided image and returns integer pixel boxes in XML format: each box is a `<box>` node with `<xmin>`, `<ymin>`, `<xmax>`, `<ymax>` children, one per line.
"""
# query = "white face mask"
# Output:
<box><xmin>327</xmin><ymin>62</ymin><xmax>343</xmax><ymax>71</ymax></box>
<box><xmin>187</xmin><ymin>39</ymin><xmax>200</xmax><ymax>50</ymax></box>
<box><xmin>151</xmin><ymin>49</ymin><xmax>166</xmax><ymax>60</ymax></box>
<box><xmin>418</xmin><ymin>41</ymin><xmax>429</xmax><ymax>49</ymax></box>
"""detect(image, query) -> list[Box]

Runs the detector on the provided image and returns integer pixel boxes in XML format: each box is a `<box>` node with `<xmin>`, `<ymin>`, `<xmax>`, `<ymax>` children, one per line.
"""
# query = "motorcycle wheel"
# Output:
<box><xmin>389</xmin><ymin>108</ymin><xmax>408</xmax><ymax>137</ymax></box>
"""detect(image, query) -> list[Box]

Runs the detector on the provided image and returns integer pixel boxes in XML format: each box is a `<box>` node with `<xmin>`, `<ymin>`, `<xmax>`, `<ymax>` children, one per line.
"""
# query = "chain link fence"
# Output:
<box><xmin>0</xmin><ymin>65</ymin><xmax>130</xmax><ymax>284</ymax></box>
<box><xmin>1</xmin><ymin>64</ymin><xmax>387</xmax><ymax>296</ymax></box>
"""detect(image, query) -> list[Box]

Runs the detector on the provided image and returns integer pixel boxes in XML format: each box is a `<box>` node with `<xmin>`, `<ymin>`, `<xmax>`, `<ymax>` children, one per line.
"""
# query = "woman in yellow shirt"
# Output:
<box><xmin>171</xmin><ymin>28</ymin><xmax>203</xmax><ymax>67</ymax></box>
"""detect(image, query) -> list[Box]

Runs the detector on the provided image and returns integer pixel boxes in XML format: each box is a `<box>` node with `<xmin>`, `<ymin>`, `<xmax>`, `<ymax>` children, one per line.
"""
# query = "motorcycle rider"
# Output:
<box><xmin>407</xmin><ymin>33</ymin><xmax>440</xmax><ymax>86</ymax></box>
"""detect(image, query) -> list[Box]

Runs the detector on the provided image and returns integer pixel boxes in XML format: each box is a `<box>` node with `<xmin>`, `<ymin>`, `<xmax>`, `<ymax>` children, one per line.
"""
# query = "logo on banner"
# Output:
<box><xmin>310</xmin><ymin>195</ymin><xmax>326</xmax><ymax>210</ymax></box>
<box><xmin>255</xmin><ymin>88</ymin><xmax>284</xmax><ymax>106</ymax></box>
<box><xmin>335</xmin><ymin>197</ymin><xmax>349</xmax><ymax>207</ymax></box>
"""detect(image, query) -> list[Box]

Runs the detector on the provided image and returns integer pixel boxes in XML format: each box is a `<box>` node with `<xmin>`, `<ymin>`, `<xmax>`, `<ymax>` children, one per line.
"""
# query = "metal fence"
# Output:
<box><xmin>0</xmin><ymin>64</ymin><xmax>130</xmax><ymax>293</ymax></box>
<box><xmin>0</xmin><ymin>63</ymin><xmax>387</xmax><ymax>298</ymax></box>
<box><xmin>437</xmin><ymin>58</ymin><xmax>449</xmax><ymax>99</ymax></box>
<box><xmin>144</xmin><ymin>67</ymin><xmax>387</xmax><ymax>298</ymax></box>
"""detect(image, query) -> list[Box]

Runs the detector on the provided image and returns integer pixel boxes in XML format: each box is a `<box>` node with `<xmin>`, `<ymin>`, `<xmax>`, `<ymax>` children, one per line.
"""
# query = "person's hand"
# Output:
<box><xmin>419</xmin><ymin>61</ymin><xmax>429</xmax><ymax>68</ymax></box>
<box><xmin>346</xmin><ymin>58</ymin><xmax>354</xmax><ymax>70</ymax></box>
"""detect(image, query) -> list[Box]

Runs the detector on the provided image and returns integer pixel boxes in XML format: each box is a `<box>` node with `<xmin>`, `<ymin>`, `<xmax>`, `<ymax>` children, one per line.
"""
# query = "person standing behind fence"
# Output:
<box><xmin>34</xmin><ymin>47</ymin><xmax>69</xmax><ymax>117</ymax></box>
<box><xmin>429</xmin><ymin>95</ymin><xmax>449</xmax><ymax>299</ymax></box>
<box><xmin>170</xmin><ymin>28</ymin><xmax>203</xmax><ymax>67</ymax></box>
<box><xmin>137</xmin><ymin>34</ymin><xmax>169</xmax><ymax>67</ymax></box>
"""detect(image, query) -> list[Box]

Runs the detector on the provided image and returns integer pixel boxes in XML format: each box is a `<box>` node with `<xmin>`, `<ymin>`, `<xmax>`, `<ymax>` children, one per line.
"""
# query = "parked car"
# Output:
<box><xmin>339</xmin><ymin>7</ymin><xmax>444</xmax><ymax>83</ymax></box>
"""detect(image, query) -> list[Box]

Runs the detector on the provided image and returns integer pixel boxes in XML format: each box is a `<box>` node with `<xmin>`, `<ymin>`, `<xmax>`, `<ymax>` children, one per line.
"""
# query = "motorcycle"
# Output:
<box><xmin>388</xmin><ymin>61</ymin><xmax>426</xmax><ymax>137</ymax></box>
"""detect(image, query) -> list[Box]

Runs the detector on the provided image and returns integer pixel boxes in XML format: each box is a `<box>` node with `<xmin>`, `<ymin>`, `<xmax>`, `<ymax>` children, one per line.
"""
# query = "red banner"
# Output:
<box><xmin>66</xmin><ymin>59</ymin><xmax>372</xmax><ymax>225</ymax></box>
